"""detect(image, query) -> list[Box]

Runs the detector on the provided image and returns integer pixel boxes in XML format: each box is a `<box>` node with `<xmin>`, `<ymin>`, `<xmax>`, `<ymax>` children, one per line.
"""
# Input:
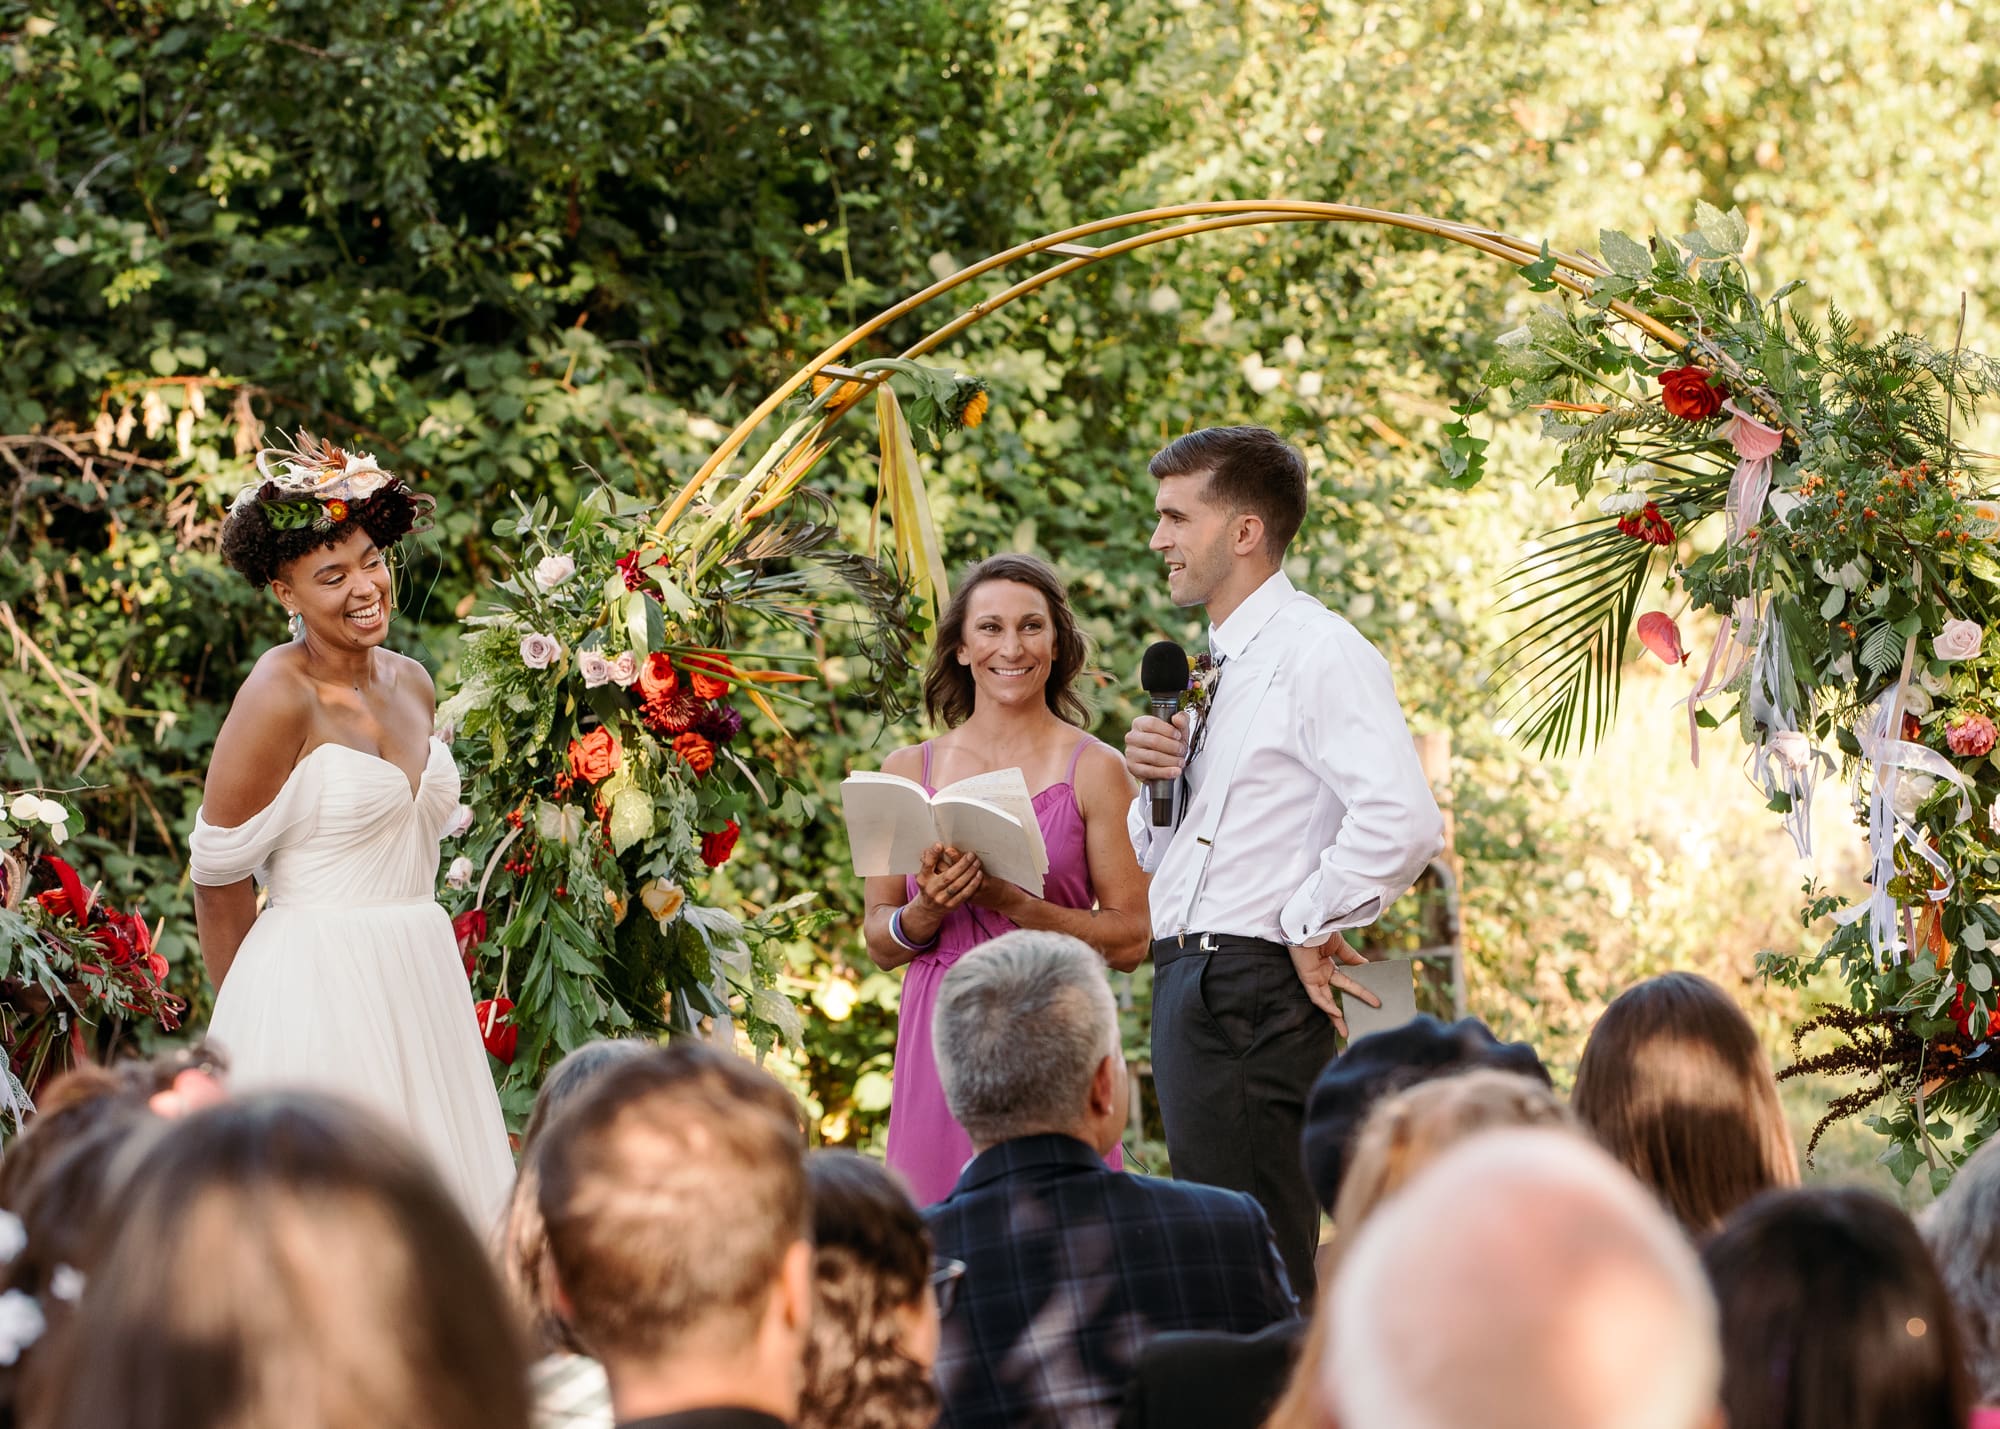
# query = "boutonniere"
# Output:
<box><xmin>1184</xmin><ymin>653</ymin><xmax>1221</xmax><ymax>722</ymax></box>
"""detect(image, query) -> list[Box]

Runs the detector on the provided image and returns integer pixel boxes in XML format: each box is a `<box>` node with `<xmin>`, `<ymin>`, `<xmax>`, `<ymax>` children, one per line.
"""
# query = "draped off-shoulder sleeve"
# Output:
<box><xmin>189</xmin><ymin>757</ymin><xmax>322</xmax><ymax>887</ymax></box>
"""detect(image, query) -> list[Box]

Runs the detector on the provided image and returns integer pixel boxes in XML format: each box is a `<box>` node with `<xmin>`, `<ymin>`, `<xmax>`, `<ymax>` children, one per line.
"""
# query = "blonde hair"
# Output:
<box><xmin>1261</xmin><ymin>1071</ymin><xmax>1572</xmax><ymax>1429</ymax></box>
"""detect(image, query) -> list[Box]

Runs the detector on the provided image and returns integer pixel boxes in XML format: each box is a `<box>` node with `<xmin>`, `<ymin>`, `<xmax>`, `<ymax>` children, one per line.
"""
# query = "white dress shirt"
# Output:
<box><xmin>1128</xmin><ymin>570</ymin><xmax>1444</xmax><ymax>945</ymax></box>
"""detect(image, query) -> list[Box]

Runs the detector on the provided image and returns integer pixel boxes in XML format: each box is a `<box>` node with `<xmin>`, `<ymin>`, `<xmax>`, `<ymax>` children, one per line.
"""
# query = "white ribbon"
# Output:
<box><xmin>1852</xmin><ymin>684</ymin><xmax>1975</xmax><ymax>966</ymax></box>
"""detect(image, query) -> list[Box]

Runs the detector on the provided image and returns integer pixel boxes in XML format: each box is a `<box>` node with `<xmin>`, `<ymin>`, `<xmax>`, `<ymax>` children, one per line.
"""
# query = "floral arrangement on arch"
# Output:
<box><xmin>1481</xmin><ymin>203</ymin><xmax>2000</xmax><ymax>1185</ymax></box>
<box><xmin>438</xmin><ymin>360</ymin><xmax>982</xmax><ymax>1118</ymax></box>
<box><xmin>0</xmin><ymin>790</ymin><xmax>180</xmax><ymax>1132</ymax></box>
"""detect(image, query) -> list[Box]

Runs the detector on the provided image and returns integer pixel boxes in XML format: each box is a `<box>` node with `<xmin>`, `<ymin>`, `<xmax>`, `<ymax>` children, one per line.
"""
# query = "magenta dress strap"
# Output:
<box><xmin>884</xmin><ymin>735</ymin><xmax>1123</xmax><ymax>1203</ymax></box>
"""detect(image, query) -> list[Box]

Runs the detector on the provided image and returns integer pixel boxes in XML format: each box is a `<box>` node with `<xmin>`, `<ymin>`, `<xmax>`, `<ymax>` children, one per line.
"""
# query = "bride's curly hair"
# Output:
<box><xmin>798</xmin><ymin>1152</ymin><xmax>939</xmax><ymax>1429</ymax></box>
<box><xmin>220</xmin><ymin>483</ymin><xmax>427</xmax><ymax>588</ymax></box>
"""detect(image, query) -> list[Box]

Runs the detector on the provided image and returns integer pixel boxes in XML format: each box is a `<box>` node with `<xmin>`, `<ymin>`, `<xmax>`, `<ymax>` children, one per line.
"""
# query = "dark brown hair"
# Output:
<box><xmin>1572</xmin><ymin>972</ymin><xmax>1799</xmax><ymax>1234</ymax></box>
<box><xmin>1704</xmin><ymin>1187</ymin><xmax>1970</xmax><ymax>1429</ymax></box>
<box><xmin>922</xmin><ymin>553</ymin><xmax>1089</xmax><ymax>728</ymax></box>
<box><xmin>34</xmin><ymin>1091</ymin><xmax>530</xmax><ymax>1429</ymax></box>
<box><xmin>799</xmin><ymin>1152</ymin><xmax>938</xmax><ymax>1429</ymax></box>
<box><xmin>1148</xmin><ymin>425</ymin><xmax>1308</xmax><ymax>556</ymax></box>
<box><xmin>537</xmin><ymin>1042</ymin><xmax>807</xmax><ymax>1364</ymax></box>
<box><xmin>498</xmin><ymin>1039</ymin><xmax>653</xmax><ymax>1356</ymax></box>
<box><xmin>220</xmin><ymin>483</ymin><xmax>429</xmax><ymax>588</ymax></box>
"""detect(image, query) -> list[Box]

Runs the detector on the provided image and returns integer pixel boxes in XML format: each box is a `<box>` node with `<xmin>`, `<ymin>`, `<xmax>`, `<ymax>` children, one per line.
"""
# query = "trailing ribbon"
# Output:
<box><xmin>1684</xmin><ymin>598</ymin><xmax>1757</xmax><ymax>766</ymax></box>
<box><xmin>1746</xmin><ymin>617</ymin><xmax>1831</xmax><ymax>858</ymax></box>
<box><xmin>1851</xmin><ymin>681</ymin><xmax>1974</xmax><ymax>966</ymax></box>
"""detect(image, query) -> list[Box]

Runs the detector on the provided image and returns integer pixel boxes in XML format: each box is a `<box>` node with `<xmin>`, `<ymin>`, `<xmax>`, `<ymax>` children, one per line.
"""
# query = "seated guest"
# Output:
<box><xmin>497</xmin><ymin>1039</ymin><xmax>653</xmax><ymax>1429</ymax></box>
<box><xmin>1117</xmin><ymin>1019</ymin><xmax>1550</xmax><ymax>1429</ymax></box>
<box><xmin>1706</xmin><ymin>1187</ymin><xmax>1970</xmax><ymax>1429</ymax></box>
<box><xmin>34</xmin><ymin>1091</ymin><xmax>531</xmax><ymax>1429</ymax></box>
<box><xmin>1323</xmin><ymin>1129</ymin><xmax>1721</xmax><ymax>1429</ymax></box>
<box><xmin>1572</xmin><ymin>971</ymin><xmax>1798</xmax><ymax>1234</ymax></box>
<box><xmin>537</xmin><ymin>1043</ymin><xmax>813</xmax><ymax>1429</ymax></box>
<box><xmin>926</xmin><ymin>930</ymin><xmax>1296</xmax><ymax>1429</ymax></box>
<box><xmin>799</xmin><ymin>1151</ymin><xmax>941</xmax><ymax>1429</ymax></box>
<box><xmin>1920</xmin><ymin>1138</ymin><xmax>2000</xmax><ymax>1422</ymax></box>
<box><xmin>1246</xmin><ymin>1070</ymin><xmax>1571</xmax><ymax>1429</ymax></box>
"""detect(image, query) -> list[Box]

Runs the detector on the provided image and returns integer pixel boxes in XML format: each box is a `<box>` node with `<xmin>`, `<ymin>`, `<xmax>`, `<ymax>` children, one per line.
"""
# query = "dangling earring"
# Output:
<box><xmin>287</xmin><ymin>608</ymin><xmax>304</xmax><ymax>640</ymax></box>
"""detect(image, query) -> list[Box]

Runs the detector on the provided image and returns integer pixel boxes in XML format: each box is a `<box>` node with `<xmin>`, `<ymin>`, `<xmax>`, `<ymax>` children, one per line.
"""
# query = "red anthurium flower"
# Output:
<box><xmin>700</xmin><ymin>819</ymin><xmax>741</xmax><ymax>868</ymax></box>
<box><xmin>34</xmin><ymin>855</ymin><xmax>92</xmax><ymax>922</ymax></box>
<box><xmin>474</xmin><ymin>997</ymin><xmax>518</xmax><ymax>1064</ymax></box>
<box><xmin>453</xmin><ymin>908</ymin><xmax>488</xmax><ymax>977</ymax></box>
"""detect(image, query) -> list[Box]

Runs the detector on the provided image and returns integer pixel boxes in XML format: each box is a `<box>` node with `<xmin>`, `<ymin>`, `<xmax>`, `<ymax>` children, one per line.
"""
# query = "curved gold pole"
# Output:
<box><xmin>655</xmin><ymin>200</ymin><xmax>1687</xmax><ymax>534</ymax></box>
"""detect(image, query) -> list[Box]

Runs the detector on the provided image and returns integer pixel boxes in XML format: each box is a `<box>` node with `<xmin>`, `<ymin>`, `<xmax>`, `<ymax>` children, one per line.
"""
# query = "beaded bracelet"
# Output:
<box><xmin>889</xmin><ymin>903</ymin><xmax>940</xmax><ymax>953</ymax></box>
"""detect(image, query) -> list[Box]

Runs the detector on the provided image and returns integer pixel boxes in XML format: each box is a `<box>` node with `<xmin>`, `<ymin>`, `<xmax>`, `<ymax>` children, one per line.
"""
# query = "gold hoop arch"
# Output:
<box><xmin>657</xmin><ymin>199</ymin><xmax>1690</xmax><ymax>533</ymax></box>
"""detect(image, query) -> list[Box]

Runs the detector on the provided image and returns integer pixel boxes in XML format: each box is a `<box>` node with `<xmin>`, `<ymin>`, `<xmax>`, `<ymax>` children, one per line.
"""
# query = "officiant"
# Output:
<box><xmin>1122</xmin><ymin>426</ymin><xmax>1444</xmax><ymax>1296</ymax></box>
<box><xmin>861</xmin><ymin>553</ymin><xmax>1150</xmax><ymax>1205</ymax></box>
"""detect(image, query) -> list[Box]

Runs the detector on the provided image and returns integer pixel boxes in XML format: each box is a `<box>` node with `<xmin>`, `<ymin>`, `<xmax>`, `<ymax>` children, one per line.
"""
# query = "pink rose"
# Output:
<box><xmin>579</xmin><ymin>651</ymin><xmax>614</xmax><ymax>688</ymax></box>
<box><xmin>445</xmin><ymin>856</ymin><xmax>475</xmax><ymax>890</ymax></box>
<box><xmin>519</xmin><ymin>632</ymin><xmax>562</xmax><ymax>669</ymax></box>
<box><xmin>1935</xmin><ymin>620</ymin><xmax>1984</xmax><ymax>663</ymax></box>
<box><xmin>609</xmin><ymin>652</ymin><xmax>639</xmax><ymax>688</ymax></box>
<box><xmin>533</xmin><ymin>554</ymin><xmax>577</xmax><ymax>591</ymax></box>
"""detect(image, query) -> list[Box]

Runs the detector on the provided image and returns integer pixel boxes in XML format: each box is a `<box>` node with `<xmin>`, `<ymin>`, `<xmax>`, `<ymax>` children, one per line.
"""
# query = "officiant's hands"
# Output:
<box><xmin>1290</xmin><ymin>933</ymin><xmax>1377</xmax><ymax>1036</ymax></box>
<box><xmin>1124</xmin><ymin>710</ymin><xmax>1192</xmax><ymax>785</ymax></box>
<box><xmin>912</xmin><ymin>843</ymin><xmax>983</xmax><ymax>922</ymax></box>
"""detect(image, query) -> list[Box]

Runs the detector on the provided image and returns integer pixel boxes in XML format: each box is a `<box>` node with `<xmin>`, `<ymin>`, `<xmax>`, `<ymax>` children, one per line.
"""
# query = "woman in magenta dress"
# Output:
<box><xmin>864</xmin><ymin>554</ymin><xmax>1151</xmax><ymax>1204</ymax></box>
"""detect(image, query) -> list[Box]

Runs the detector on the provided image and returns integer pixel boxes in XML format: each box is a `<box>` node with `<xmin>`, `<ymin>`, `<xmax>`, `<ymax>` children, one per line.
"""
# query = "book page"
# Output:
<box><xmin>932</xmin><ymin>797</ymin><xmax>1045</xmax><ymax>896</ymax></box>
<box><xmin>841</xmin><ymin>772</ymin><xmax>940</xmax><ymax>878</ymax></box>
<box><xmin>936</xmin><ymin>767</ymin><xmax>1050</xmax><ymax>873</ymax></box>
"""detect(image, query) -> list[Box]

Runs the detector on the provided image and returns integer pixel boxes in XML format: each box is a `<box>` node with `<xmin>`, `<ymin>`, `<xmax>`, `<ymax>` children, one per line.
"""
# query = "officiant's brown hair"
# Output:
<box><xmin>925</xmin><ymin>554</ymin><xmax>1090</xmax><ymax>729</ymax></box>
<box><xmin>1572</xmin><ymin>971</ymin><xmax>1800</xmax><ymax>1234</ymax></box>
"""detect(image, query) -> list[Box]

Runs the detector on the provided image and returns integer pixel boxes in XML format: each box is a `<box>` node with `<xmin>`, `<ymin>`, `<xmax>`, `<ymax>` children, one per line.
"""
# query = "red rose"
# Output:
<box><xmin>474</xmin><ymin>997</ymin><xmax>518</xmax><ymax>1064</ymax></box>
<box><xmin>700</xmin><ymin>819</ymin><xmax>741</xmax><ymax>868</ymax></box>
<box><xmin>672</xmin><ymin>732</ymin><xmax>716</xmax><ymax>776</ymax></box>
<box><xmin>1657</xmin><ymin>366</ymin><xmax>1723</xmax><ymax>421</ymax></box>
<box><xmin>636</xmin><ymin>652</ymin><xmax>679</xmax><ymax>702</ymax></box>
<box><xmin>568</xmin><ymin>727</ymin><xmax>622</xmax><ymax>784</ymax></box>
<box><xmin>683</xmin><ymin>652</ymin><xmax>735</xmax><ymax>701</ymax></box>
<box><xmin>453</xmin><ymin>909</ymin><xmax>488</xmax><ymax>977</ymax></box>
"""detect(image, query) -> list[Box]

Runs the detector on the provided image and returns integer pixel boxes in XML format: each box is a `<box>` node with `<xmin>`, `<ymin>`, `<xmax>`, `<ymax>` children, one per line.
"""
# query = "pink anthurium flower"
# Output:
<box><xmin>1718</xmin><ymin>402</ymin><xmax>1784</xmax><ymax>462</ymax></box>
<box><xmin>1637</xmin><ymin>611</ymin><xmax>1688</xmax><ymax>666</ymax></box>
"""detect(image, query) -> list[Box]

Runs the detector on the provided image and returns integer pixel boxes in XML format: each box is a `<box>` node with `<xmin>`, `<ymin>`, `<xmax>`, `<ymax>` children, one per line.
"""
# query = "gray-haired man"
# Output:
<box><xmin>924</xmin><ymin>930</ymin><xmax>1296</xmax><ymax>1429</ymax></box>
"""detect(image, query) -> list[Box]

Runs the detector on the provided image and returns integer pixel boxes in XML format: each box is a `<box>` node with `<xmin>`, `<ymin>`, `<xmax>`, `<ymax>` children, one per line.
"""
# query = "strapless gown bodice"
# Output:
<box><xmin>189</xmin><ymin>739</ymin><xmax>514</xmax><ymax>1224</ymax></box>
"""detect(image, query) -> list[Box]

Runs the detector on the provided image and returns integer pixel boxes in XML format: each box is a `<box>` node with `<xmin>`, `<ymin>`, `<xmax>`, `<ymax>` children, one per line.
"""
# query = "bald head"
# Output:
<box><xmin>1323</xmin><ymin>1129</ymin><xmax>1719</xmax><ymax>1429</ymax></box>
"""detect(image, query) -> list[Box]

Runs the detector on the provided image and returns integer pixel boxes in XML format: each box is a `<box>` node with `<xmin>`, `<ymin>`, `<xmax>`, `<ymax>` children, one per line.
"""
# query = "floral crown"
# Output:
<box><xmin>231</xmin><ymin>429</ymin><xmax>406</xmax><ymax>531</ymax></box>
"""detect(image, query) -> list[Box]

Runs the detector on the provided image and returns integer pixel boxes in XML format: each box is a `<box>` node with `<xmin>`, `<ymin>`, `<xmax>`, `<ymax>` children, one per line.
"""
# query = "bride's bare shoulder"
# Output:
<box><xmin>204</xmin><ymin>650</ymin><xmax>314</xmax><ymax>824</ymax></box>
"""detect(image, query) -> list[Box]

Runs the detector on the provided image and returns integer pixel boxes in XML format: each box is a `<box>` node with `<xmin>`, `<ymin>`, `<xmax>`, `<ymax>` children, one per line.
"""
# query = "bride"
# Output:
<box><xmin>190</xmin><ymin>432</ymin><xmax>513</xmax><ymax>1222</ymax></box>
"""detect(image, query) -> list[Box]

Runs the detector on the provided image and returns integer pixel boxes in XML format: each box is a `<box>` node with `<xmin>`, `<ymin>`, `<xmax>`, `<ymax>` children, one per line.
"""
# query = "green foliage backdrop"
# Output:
<box><xmin>4</xmin><ymin>0</ymin><xmax>1995</xmax><ymax>1158</ymax></box>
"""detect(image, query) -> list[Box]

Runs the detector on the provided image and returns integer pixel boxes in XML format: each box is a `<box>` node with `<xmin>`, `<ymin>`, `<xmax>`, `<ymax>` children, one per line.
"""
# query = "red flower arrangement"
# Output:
<box><xmin>1617</xmin><ymin>502</ymin><xmax>1676</xmax><ymax>546</ymax></box>
<box><xmin>1657</xmin><ymin>365</ymin><xmax>1723</xmax><ymax>421</ymax></box>
<box><xmin>700</xmin><ymin>820</ymin><xmax>741</xmax><ymax>868</ymax></box>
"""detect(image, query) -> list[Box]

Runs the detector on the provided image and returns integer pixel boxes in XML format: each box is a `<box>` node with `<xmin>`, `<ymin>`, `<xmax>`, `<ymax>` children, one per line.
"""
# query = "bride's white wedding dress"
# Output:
<box><xmin>190</xmin><ymin>739</ymin><xmax>514</xmax><ymax>1223</ymax></box>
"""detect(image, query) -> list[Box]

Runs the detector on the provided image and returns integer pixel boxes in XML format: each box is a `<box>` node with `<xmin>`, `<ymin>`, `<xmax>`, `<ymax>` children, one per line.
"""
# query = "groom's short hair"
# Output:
<box><xmin>1149</xmin><ymin>425</ymin><xmax>1309</xmax><ymax>556</ymax></box>
<box><xmin>537</xmin><ymin>1043</ymin><xmax>806</xmax><ymax>1363</ymax></box>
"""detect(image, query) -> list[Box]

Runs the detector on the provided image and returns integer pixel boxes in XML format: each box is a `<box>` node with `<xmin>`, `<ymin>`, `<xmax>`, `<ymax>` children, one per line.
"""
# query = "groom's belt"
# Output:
<box><xmin>1152</xmin><ymin>932</ymin><xmax>1288</xmax><ymax>969</ymax></box>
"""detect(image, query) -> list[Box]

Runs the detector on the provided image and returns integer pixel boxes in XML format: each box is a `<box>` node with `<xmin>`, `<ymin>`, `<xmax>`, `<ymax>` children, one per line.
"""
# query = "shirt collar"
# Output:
<box><xmin>1209</xmin><ymin>569</ymin><xmax>1296</xmax><ymax>661</ymax></box>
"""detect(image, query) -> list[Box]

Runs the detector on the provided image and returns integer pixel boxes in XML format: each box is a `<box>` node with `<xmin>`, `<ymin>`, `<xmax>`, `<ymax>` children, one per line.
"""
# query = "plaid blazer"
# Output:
<box><xmin>925</xmin><ymin>1135</ymin><xmax>1298</xmax><ymax>1429</ymax></box>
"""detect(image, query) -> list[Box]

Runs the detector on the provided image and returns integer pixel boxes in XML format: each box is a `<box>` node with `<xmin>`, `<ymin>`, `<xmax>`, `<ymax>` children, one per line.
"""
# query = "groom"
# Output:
<box><xmin>1123</xmin><ymin>425</ymin><xmax>1443</xmax><ymax>1295</ymax></box>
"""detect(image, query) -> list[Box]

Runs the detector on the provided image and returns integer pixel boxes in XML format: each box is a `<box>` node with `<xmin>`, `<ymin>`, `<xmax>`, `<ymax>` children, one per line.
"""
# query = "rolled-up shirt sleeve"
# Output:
<box><xmin>1277</xmin><ymin>628</ymin><xmax>1444</xmax><ymax>945</ymax></box>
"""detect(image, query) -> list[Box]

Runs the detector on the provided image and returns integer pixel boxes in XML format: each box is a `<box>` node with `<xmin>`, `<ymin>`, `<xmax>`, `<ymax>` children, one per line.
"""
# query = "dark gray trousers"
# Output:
<box><xmin>1150</xmin><ymin>936</ymin><xmax>1339</xmax><ymax>1300</ymax></box>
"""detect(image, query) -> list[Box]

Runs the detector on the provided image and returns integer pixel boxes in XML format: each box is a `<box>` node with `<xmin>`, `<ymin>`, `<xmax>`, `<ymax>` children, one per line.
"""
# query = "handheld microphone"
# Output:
<box><xmin>1140</xmin><ymin>640</ymin><xmax>1192</xmax><ymax>829</ymax></box>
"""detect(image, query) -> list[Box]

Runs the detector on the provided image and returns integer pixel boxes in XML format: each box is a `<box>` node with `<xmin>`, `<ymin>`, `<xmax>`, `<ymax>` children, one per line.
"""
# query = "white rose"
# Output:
<box><xmin>533</xmin><ymin>554</ymin><xmax>577</xmax><ymax>591</ymax></box>
<box><xmin>1919</xmin><ymin>668</ymin><xmax>1949</xmax><ymax>696</ymax></box>
<box><xmin>445</xmin><ymin>856</ymin><xmax>475</xmax><ymax>890</ymax></box>
<box><xmin>6</xmin><ymin>794</ymin><xmax>37</xmax><ymax>822</ymax></box>
<box><xmin>1935</xmin><ymin>619</ymin><xmax>1984</xmax><ymax>663</ymax></box>
<box><xmin>609</xmin><ymin>652</ymin><xmax>640</xmax><ymax>688</ymax></box>
<box><xmin>519</xmin><ymin>633</ymin><xmax>561</xmax><ymax>670</ymax></box>
<box><xmin>442</xmin><ymin>804</ymin><xmax>474</xmax><ymax>838</ymax></box>
<box><xmin>579</xmin><ymin>651</ymin><xmax>614</xmax><ymax>688</ymax></box>
<box><xmin>1893</xmin><ymin>772</ymin><xmax>1940</xmax><ymax>823</ymax></box>
<box><xmin>1902</xmin><ymin>685</ymin><xmax>1933</xmax><ymax>719</ymax></box>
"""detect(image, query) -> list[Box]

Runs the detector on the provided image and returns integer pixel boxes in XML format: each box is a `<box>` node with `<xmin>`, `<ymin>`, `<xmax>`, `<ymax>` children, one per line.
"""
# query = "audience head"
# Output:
<box><xmin>1707</xmin><ymin>1186</ymin><xmax>1969</xmax><ymax>1429</ymax></box>
<box><xmin>798</xmin><ymin>1151</ymin><xmax>941</xmax><ymax>1429</ymax></box>
<box><xmin>1323</xmin><ymin>1129</ymin><xmax>1720</xmax><ymax>1429</ymax></box>
<box><xmin>1922</xmin><ymin>1137</ymin><xmax>2000</xmax><ymax>1402</ymax></box>
<box><xmin>1300</xmin><ymin>1014</ymin><xmax>1549</xmax><ymax>1209</ymax></box>
<box><xmin>1572</xmin><ymin>971</ymin><xmax>1799</xmax><ymax>1233</ymax></box>
<box><xmin>924</xmin><ymin>553</ymin><xmax>1090</xmax><ymax>728</ymax></box>
<box><xmin>536</xmin><ymin>1042</ymin><xmax>811</xmax><ymax>1418</ymax></box>
<box><xmin>932</xmin><ymin>930</ymin><xmax>1127</xmax><ymax>1156</ymax></box>
<box><xmin>35</xmin><ymin>1091</ymin><xmax>530</xmax><ymax>1429</ymax></box>
<box><xmin>499</xmin><ymin>1038</ymin><xmax>653</xmax><ymax>1355</ymax></box>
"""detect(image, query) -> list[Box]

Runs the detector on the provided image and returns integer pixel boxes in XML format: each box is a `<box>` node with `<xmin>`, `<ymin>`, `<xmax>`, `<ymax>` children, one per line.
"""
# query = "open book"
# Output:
<box><xmin>842</xmin><ymin>766</ymin><xmax>1050</xmax><ymax>897</ymax></box>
